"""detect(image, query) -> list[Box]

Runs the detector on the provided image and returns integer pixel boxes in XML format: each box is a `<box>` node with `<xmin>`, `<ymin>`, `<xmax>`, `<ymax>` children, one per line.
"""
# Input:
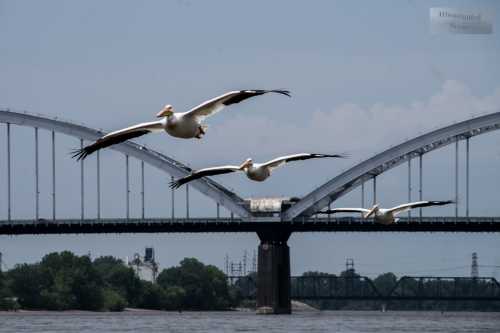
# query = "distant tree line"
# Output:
<box><xmin>0</xmin><ymin>251</ymin><xmax>241</xmax><ymax>311</ymax></box>
<box><xmin>2</xmin><ymin>252</ymin><xmax>499</xmax><ymax>312</ymax></box>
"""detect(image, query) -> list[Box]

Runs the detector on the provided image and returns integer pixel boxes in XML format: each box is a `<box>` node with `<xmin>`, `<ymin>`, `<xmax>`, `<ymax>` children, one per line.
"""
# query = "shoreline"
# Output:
<box><xmin>1</xmin><ymin>308</ymin><xmax>499</xmax><ymax>315</ymax></box>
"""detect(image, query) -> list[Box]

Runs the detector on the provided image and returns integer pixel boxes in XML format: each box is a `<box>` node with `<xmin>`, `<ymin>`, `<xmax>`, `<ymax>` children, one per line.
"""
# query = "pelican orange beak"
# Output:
<box><xmin>239</xmin><ymin>159</ymin><xmax>252</xmax><ymax>170</ymax></box>
<box><xmin>364</xmin><ymin>204</ymin><xmax>379</xmax><ymax>218</ymax></box>
<box><xmin>157</xmin><ymin>105</ymin><xmax>174</xmax><ymax>118</ymax></box>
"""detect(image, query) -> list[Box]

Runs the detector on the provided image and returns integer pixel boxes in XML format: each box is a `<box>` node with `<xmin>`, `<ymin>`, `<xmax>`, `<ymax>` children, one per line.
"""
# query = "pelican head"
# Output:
<box><xmin>239</xmin><ymin>158</ymin><xmax>253</xmax><ymax>170</ymax></box>
<box><xmin>364</xmin><ymin>204</ymin><xmax>379</xmax><ymax>218</ymax></box>
<box><xmin>157</xmin><ymin>104</ymin><xmax>174</xmax><ymax>118</ymax></box>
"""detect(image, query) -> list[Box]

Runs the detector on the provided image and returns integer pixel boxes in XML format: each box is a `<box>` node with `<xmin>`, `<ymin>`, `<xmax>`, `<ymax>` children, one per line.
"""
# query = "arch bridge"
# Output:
<box><xmin>0</xmin><ymin>110</ymin><xmax>251</xmax><ymax>219</ymax></box>
<box><xmin>1</xmin><ymin>109</ymin><xmax>500</xmax><ymax>314</ymax></box>
<box><xmin>283</xmin><ymin>111</ymin><xmax>500</xmax><ymax>220</ymax></box>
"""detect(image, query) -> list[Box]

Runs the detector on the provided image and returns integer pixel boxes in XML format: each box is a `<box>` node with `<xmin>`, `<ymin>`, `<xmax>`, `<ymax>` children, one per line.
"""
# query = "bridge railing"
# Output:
<box><xmin>3</xmin><ymin>216</ymin><xmax>500</xmax><ymax>225</ymax></box>
<box><xmin>294</xmin><ymin>216</ymin><xmax>500</xmax><ymax>224</ymax></box>
<box><xmin>0</xmin><ymin>217</ymin><xmax>240</xmax><ymax>226</ymax></box>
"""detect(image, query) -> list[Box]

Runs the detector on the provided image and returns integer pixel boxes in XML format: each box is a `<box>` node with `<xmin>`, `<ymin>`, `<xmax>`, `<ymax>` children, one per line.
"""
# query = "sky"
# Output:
<box><xmin>0</xmin><ymin>0</ymin><xmax>499</xmax><ymax>278</ymax></box>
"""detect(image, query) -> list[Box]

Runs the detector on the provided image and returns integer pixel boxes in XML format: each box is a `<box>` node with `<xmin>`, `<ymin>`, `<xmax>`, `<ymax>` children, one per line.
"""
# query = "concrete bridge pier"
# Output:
<box><xmin>256</xmin><ymin>230</ymin><xmax>292</xmax><ymax>314</ymax></box>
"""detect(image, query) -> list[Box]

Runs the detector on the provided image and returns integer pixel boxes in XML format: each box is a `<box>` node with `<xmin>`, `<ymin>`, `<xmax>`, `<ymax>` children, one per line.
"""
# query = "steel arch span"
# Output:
<box><xmin>0</xmin><ymin>110</ymin><xmax>252</xmax><ymax>218</ymax></box>
<box><xmin>283</xmin><ymin>111</ymin><xmax>500</xmax><ymax>220</ymax></box>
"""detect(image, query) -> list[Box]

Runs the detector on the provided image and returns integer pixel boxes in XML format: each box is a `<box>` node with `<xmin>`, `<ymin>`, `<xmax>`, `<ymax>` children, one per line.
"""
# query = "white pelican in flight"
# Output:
<box><xmin>170</xmin><ymin>153</ymin><xmax>347</xmax><ymax>189</ymax></box>
<box><xmin>317</xmin><ymin>200</ymin><xmax>454</xmax><ymax>225</ymax></box>
<box><xmin>72</xmin><ymin>89</ymin><xmax>290</xmax><ymax>160</ymax></box>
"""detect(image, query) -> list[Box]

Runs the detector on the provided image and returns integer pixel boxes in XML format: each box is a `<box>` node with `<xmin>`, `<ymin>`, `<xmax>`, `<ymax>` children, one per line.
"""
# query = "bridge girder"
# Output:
<box><xmin>2</xmin><ymin>217</ymin><xmax>500</xmax><ymax>235</ymax></box>
<box><xmin>0</xmin><ymin>110</ymin><xmax>252</xmax><ymax>217</ymax></box>
<box><xmin>283</xmin><ymin>111</ymin><xmax>500</xmax><ymax>220</ymax></box>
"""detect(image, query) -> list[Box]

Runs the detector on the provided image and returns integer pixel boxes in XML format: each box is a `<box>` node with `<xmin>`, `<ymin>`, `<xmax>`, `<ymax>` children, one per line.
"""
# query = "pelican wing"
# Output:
<box><xmin>388</xmin><ymin>200</ymin><xmax>454</xmax><ymax>216</ymax></box>
<box><xmin>261</xmin><ymin>153</ymin><xmax>346</xmax><ymax>170</ymax></box>
<box><xmin>317</xmin><ymin>208</ymin><xmax>370</xmax><ymax>214</ymax></box>
<box><xmin>71</xmin><ymin>120</ymin><xmax>164</xmax><ymax>160</ymax></box>
<box><xmin>183</xmin><ymin>89</ymin><xmax>290</xmax><ymax>121</ymax></box>
<box><xmin>169</xmin><ymin>165</ymin><xmax>241</xmax><ymax>189</ymax></box>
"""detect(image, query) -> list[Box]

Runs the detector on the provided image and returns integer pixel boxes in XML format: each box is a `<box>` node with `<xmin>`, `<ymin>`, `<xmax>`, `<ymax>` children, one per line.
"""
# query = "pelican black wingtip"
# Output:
<box><xmin>329</xmin><ymin>153</ymin><xmax>349</xmax><ymax>159</ymax></box>
<box><xmin>272</xmin><ymin>89</ymin><xmax>291</xmax><ymax>97</ymax></box>
<box><xmin>253</xmin><ymin>89</ymin><xmax>291</xmax><ymax>97</ymax></box>
<box><xmin>70</xmin><ymin>148</ymin><xmax>88</xmax><ymax>161</ymax></box>
<box><xmin>314</xmin><ymin>153</ymin><xmax>349</xmax><ymax>159</ymax></box>
<box><xmin>439</xmin><ymin>200</ymin><xmax>455</xmax><ymax>205</ymax></box>
<box><xmin>169</xmin><ymin>180</ymin><xmax>182</xmax><ymax>190</ymax></box>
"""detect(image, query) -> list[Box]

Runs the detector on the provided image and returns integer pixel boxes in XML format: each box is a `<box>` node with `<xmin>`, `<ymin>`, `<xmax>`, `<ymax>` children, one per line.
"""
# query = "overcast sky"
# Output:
<box><xmin>1</xmin><ymin>0</ymin><xmax>499</xmax><ymax>277</ymax></box>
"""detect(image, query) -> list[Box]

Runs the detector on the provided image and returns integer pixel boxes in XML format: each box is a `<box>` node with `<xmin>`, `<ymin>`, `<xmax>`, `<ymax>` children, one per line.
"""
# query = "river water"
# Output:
<box><xmin>1</xmin><ymin>310</ymin><xmax>499</xmax><ymax>333</ymax></box>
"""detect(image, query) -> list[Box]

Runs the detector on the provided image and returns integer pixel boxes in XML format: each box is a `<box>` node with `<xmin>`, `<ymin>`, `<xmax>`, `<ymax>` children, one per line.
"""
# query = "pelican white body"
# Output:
<box><xmin>244</xmin><ymin>164</ymin><xmax>271</xmax><ymax>182</ymax></box>
<box><xmin>372</xmin><ymin>209</ymin><xmax>396</xmax><ymax>225</ymax></box>
<box><xmin>165</xmin><ymin>114</ymin><xmax>205</xmax><ymax>139</ymax></box>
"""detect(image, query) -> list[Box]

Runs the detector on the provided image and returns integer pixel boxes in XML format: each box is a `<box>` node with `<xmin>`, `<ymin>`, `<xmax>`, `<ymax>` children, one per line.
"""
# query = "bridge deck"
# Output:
<box><xmin>1</xmin><ymin>217</ymin><xmax>500</xmax><ymax>234</ymax></box>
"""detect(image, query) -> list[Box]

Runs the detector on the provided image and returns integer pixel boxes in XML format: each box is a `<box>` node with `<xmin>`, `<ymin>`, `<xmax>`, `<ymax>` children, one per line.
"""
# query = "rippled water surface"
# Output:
<box><xmin>1</xmin><ymin>311</ymin><xmax>499</xmax><ymax>333</ymax></box>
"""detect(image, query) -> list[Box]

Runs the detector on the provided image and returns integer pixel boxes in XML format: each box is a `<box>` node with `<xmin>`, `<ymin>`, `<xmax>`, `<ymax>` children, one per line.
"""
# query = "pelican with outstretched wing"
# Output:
<box><xmin>170</xmin><ymin>153</ymin><xmax>347</xmax><ymax>189</ymax></box>
<box><xmin>317</xmin><ymin>200</ymin><xmax>454</xmax><ymax>225</ymax></box>
<box><xmin>71</xmin><ymin>89</ymin><xmax>290</xmax><ymax>160</ymax></box>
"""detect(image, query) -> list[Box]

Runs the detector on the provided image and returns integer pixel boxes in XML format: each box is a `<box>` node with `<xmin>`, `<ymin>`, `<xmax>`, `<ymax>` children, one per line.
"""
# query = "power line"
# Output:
<box><xmin>361</xmin><ymin>265</ymin><xmax>470</xmax><ymax>276</ymax></box>
<box><xmin>349</xmin><ymin>264</ymin><xmax>500</xmax><ymax>278</ymax></box>
<box><xmin>478</xmin><ymin>265</ymin><xmax>500</xmax><ymax>268</ymax></box>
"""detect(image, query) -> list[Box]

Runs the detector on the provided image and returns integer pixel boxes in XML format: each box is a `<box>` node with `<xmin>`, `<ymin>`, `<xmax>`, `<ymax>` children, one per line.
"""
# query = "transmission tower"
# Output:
<box><xmin>346</xmin><ymin>258</ymin><xmax>355</xmax><ymax>275</ymax></box>
<box><xmin>251</xmin><ymin>250</ymin><xmax>257</xmax><ymax>273</ymax></box>
<box><xmin>471</xmin><ymin>252</ymin><xmax>479</xmax><ymax>278</ymax></box>
<box><xmin>230</xmin><ymin>261</ymin><xmax>243</xmax><ymax>276</ymax></box>
<box><xmin>243</xmin><ymin>250</ymin><xmax>248</xmax><ymax>275</ymax></box>
<box><xmin>224</xmin><ymin>254</ymin><xmax>229</xmax><ymax>275</ymax></box>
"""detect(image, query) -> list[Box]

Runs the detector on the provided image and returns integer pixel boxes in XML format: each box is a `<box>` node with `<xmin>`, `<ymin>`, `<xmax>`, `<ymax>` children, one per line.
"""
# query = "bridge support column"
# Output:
<box><xmin>256</xmin><ymin>230</ymin><xmax>292</xmax><ymax>314</ymax></box>
<box><xmin>96</xmin><ymin>151</ymin><xmax>101</xmax><ymax>221</ymax></box>
<box><xmin>455</xmin><ymin>140</ymin><xmax>459</xmax><ymax>217</ymax></box>
<box><xmin>35</xmin><ymin>128</ymin><xmax>40</xmax><ymax>220</ymax></box>
<box><xmin>407</xmin><ymin>157</ymin><xmax>412</xmax><ymax>219</ymax></box>
<box><xmin>171</xmin><ymin>176</ymin><xmax>175</xmax><ymax>219</ymax></box>
<box><xmin>466</xmin><ymin>137</ymin><xmax>470</xmax><ymax>218</ymax></box>
<box><xmin>51</xmin><ymin>131</ymin><xmax>56</xmax><ymax>221</ymax></box>
<box><xmin>419</xmin><ymin>153</ymin><xmax>423</xmax><ymax>221</ymax></box>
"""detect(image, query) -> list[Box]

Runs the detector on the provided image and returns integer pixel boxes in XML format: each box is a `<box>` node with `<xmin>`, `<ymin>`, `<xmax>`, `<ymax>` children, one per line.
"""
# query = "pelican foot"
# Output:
<box><xmin>195</xmin><ymin>125</ymin><xmax>207</xmax><ymax>139</ymax></box>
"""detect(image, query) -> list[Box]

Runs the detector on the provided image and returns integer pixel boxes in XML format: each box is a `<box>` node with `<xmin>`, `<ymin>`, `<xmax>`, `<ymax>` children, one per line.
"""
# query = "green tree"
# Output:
<box><xmin>163</xmin><ymin>286</ymin><xmax>186</xmax><ymax>310</ymax></box>
<box><xmin>0</xmin><ymin>270</ymin><xmax>10</xmax><ymax>310</ymax></box>
<box><xmin>0</xmin><ymin>270</ymin><xmax>4</xmax><ymax>297</ymax></box>
<box><xmin>0</xmin><ymin>269</ymin><xmax>18</xmax><ymax>311</ymax></box>
<box><xmin>39</xmin><ymin>252</ymin><xmax>104</xmax><ymax>310</ymax></box>
<box><xmin>94</xmin><ymin>256</ymin><xmax>142</xmax><ymax>306</ymax></box>
<box><xmin>156</xmin><ymin>257</ymin><xmax>234</xmax><ymax>310</ymax></box>
<box><xmin>8</xmin><ymin>263</ymin><xmax>46</xmax><ymax>308</ymax></box>
<box><xmin>137</xmin><ymin>281</ymin><xmax>167</xmax><ymax>310</ymax></box>
<box><xmin>102</xmin><ymin>288</ymin><xmax>127</xmax><ymax>311</ymax></box>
